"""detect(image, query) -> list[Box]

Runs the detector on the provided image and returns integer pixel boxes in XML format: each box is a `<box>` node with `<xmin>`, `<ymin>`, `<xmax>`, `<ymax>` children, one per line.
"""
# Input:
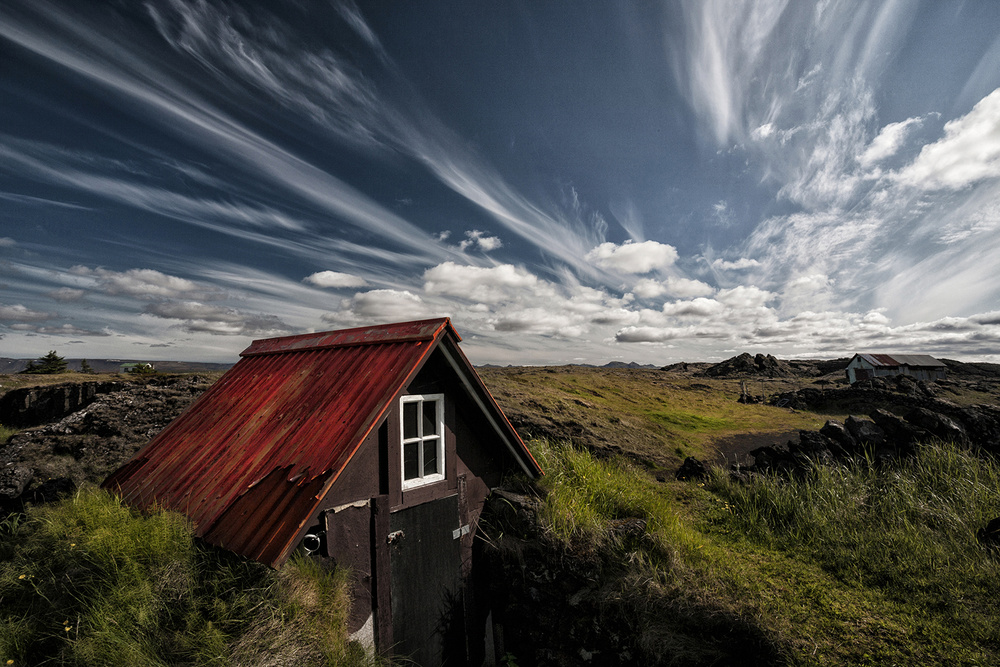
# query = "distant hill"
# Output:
<box><xmin>601</xmin><ymin>361</ymin><xmax>660</xmax><ymax>369</ymax></box>
<box><xmin>0</xmin><ymin>358</ymin><xmax>233</xmax><ymax>374</ymax></box>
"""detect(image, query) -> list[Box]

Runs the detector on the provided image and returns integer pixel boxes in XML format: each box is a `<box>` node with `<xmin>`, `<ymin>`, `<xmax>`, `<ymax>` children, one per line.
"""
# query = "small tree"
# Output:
<box><xmin>80</xmin><ymin>359</ymin><xmax>95</xmax><ymax>374</ymax></box>
<box><xmin>22</xmin><ymin>350</ymin><xmax>68</xmax><ymax>375</ymax></box>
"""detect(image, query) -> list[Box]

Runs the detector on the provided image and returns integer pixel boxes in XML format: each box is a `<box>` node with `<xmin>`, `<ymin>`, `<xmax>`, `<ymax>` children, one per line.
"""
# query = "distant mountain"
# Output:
<box><xmin>601</xmin><ymin>361</ymin><xmax>659</xmax><ymax>369</ymax></box>
<box><xmin>0</xmin><ymin>358</ymin><xmax>233</xmax><ymax>374</ymax></box>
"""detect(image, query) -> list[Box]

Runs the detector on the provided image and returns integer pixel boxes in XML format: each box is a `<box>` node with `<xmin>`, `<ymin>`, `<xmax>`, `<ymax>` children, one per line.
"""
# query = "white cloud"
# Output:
<box><xmin>662</xmin><ymin>297</ymin><xmax>725</xmax><ymax>319</ymax></box>
<box><xmin>143</xmin><ymin>300</ymin><xmax>291</xmax><ymax>336</ymax></box>
<box><xmin>715</xmin><ymin>285</ymin><xmax>773</xmax><ymax>309</ymax></box>
<box><xmin>423</xmin><ymin>262</ymin><xmax>537</xmax><ymax>303</ymax></box>
<box><xmin>27</xmin><ymin>323</ymin><xmax>110</xmax><ymax>336</ymax></box>
<box><xmin>711</xmin><ymin>257</ymin><xmax>761</xmax><ymax>271</ymax></box>
<box><xmin>585</xmin><ymin>240</ymin><xmax>678</xmax><ymax>274</ymax></box>
<box><xmin>491</xmin><ymin>308</ymin><xmax>586</xmax><ymax>338</ymax></box>
<box><xmin>751</xmin><ymin>123</ymin><xmax>775</xmax><ymax>141</ymax></box>
<box><xmin>341</xmin><ymin>289</ymin><xmax>432</xmax><ymax>321</ymax></box>
<box><xmin>303</xmin><ymin>270</ymin><xmax>368</xmax><ymax>289</ymax></box>
<box><xmin>0</xmin><ymin>237</ymin><xmax>15</xmax><ymax>247</ymax></box>
<box><xmin>857</xmin><ymin>116</ymin><xmax>922</xmax><ymax>168</ymax></box>
<box><xmin>630</xmin><ymin>277</ymin><xmax>713</xmax><ymax>301</ymax></box>
<box><xmin>785</xmin><ymin>274</ymin><xmax>832</xmax><ymax>293</ymax></box>
<box><xmin>72</xmin><ymin>267</ymin><xmax>208</xmax><ymax>299</ymax></box>
<box><xmin>894</xmin><ymin>88</ymin><xmax>1000</xmax><ymax>190</ymax></box>
<box><xmin>0</xmin><ymin>303</ymin><xmax>53</xmax><ymax>322</ymax></box>
<box><xmin>144</xmin><ymin>301</ymin><xmax>243</xmax><ymax>323</ymax></box>
<box><xmin>862</xmin><ymin>311</ymin><xmax>890</xmax><ymax>325</ymax></box>
<box><xmin>47</xmin><ymin>287</ymin><xmax>86</xmax><ymax>302</ymax></box>
<box><xmin>780</xmin><ymin>273</ymin><xmax>835</xmax><ymax>314</ymax></box>
<box><xmin>458</xmin><ymin>230</ymin><xmax>502</xmax><ymax>252</ymax></box>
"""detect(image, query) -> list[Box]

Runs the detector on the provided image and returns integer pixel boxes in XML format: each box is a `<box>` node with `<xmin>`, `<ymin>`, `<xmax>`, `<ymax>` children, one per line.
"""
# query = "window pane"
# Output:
<box><xmin>403</xmin><ymin>401</ymin><xmax>418</xmax><ymax>439</ymax></box>
<box><xmin>423</xmin><ymin>438</ymin><xmax>439</xmax><ymax>476</ymax></box>
<box><xmin>403</xmin><ymin>441</ymin><xmax>419</xmax><ymax>480</ymax></box>
<box><xmin>422</xmin><ymin>400</ymin><xmax>438</xmax><ymax>435</ymax></box>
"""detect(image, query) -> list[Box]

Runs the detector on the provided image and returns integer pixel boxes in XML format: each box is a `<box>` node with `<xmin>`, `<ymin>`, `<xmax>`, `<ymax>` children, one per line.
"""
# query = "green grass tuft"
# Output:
<box><xmin>0</xmin><ymin>487</ymin><xmax>374</xmax><ymax>666</ymax></box>
<box><xmin>528</xmin><ymin>438</ymin><xmax>1000</xmax><ymax>665</ymax></box>
<box><xmin>0</xmin><ymin>425</ymin><xmax>18</xmax><ymax>445</ymax></box>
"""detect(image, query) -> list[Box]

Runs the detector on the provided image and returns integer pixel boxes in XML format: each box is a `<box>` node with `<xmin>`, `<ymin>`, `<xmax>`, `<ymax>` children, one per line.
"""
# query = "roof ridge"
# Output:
<box><xmin>241</xmin><ymin>317</ymin><xmax>454</xmax><ymax>357</ymax></box>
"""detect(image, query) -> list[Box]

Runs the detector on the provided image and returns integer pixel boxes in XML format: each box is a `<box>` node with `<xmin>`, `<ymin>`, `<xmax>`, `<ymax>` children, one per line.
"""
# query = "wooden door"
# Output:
<box><xmin>389</xmin><ymin>494</ymin><xmax>464</xmax><ymax>665</ymax></box>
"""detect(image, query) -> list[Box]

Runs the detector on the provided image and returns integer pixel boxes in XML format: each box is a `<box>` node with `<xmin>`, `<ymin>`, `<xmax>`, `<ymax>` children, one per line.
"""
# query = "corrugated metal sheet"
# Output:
<box><xmin>103</xmin><ymin>317</ymin><xmax>538</xmax><ymax>567</ymax></box>
<box><xmin>857</xmin><ymin>353</ymin><xmax>944</xmax><ymax>368</ymax></box>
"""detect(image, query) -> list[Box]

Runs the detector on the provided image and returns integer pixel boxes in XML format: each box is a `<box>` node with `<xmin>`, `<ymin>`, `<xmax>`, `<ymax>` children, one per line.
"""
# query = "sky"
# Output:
<box><xmin>2</xmin><ymin>1</ymin><xmax>1000</xmax><ymax>366</ymax></box>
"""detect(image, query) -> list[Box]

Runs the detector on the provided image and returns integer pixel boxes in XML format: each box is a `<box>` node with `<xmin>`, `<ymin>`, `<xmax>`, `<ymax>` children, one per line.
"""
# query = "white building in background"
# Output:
<box><xmin>845</xmin><ymin>353</ymin><xmax>947</xmax><ymax>384</ymax></box>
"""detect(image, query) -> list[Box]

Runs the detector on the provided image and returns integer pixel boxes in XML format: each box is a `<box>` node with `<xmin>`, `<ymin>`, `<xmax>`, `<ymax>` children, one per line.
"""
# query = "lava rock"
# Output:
<box><xmin>0</xmin><ymin>381</ymin><xmax>124</xmax><ymax>428</ymax></box>
<box><xmin>905</xmin><ymin>407</ymin><xmax>966</xmax><ymax>443</ymax></box>
<box><xmin>0</xmin><ymin>464</ymin><xmax>33</xmax><ymax>500</ymax></box>
<box><xmin>819</xmin><ymin>420</ymin><xmax>859</xmax><ymax>455</ymax></box>
<box><xmin>845</xmin><ymin>416</ymin><xmax>886</xmax><ymax>447</ymax></box>
<box><xmin>869</xmin><ymin>409</ymin><xmax>927</xmax><ymax>452</ymax></box>
<box><xmin>790</xmin><ymin>431</ymin><xmax>834</xmax><ymax>462</ymax></box>
<box><xmin>675</xmin><ymin>456</ymin><xmax>708</xmax><ymax>481</ymax></box>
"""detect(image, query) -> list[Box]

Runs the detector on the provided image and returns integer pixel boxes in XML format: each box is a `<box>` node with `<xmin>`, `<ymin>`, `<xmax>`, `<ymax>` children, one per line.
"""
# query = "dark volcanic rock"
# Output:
<box><xmin>0</xmin><ymin>375</ymin><xmax>214</xmax><ymax>508</ymax></box>
<box><xmin>819</xmin><ymin>420</ymin><xmax>858</xmax><ymax>455</ymax></box>
<box><xmin>904</xmin><ymin>407</ymin><xmax>966</xmax><ymax>443</ymax></box>
<box><xmin>789</xmin><ymin>431</ymin><xmax>834</xmax><ymax>463</ymax></box>
<box><xmin>703</xmin><ymin>353</ymin><xmax>797</xmax><ymax>378</ymax></box>
<box><xmin>675</xmin><ymin>456</ymin><xmax>708</xmax><ymax>481</ymax></box>
<box><xmin>748</xmin><ymin>445</ymin><xmax>794</xmax><ymax>473</ymax></box>
<box><xmin>845</xmin><ymin>416</ymin><xmax>885</xmax><ymax>447</ymax></box>
<box><xmin>870</xmin><ymin>409</ymin><xmax>927</xmax><ymax>452</ymax></box>
<box><xmin>0</xmin><ymin>381</ymin><xmax>125</xmax><ymax>428</ymax></box>
<box><xmin>0</xmin><ymin>464</ymin><xmax>33</xmax><ymax>501</ymax></box>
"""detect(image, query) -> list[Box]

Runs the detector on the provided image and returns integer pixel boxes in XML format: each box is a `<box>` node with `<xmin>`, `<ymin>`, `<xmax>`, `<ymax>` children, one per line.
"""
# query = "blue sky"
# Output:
<box><xmin>2</xmin><ymin>0</ymin><xmax>1000</xmax><ymax>365</ymax></box>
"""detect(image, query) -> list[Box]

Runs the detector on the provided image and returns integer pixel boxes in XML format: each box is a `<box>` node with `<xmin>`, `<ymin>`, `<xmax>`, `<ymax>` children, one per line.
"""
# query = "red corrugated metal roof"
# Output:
<box><xmin>103</xmin><ymin>318</ymin><xmax>539</xmax><ymax>567</ymax></box>
<box><xmin>856</xmin><ymin>353</ymin><xmax>944</xmax><ymax>368</ymax></box>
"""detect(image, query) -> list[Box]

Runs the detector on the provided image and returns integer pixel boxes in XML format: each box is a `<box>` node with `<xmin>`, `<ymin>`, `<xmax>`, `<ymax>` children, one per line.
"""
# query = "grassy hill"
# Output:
<box><xmin>479</xmin><ymin>366</ymin><xmax>1000</xmax><ymax>665</ymax></box>
<box><xmin>2</xmin><ymin>365</ymin><xmax>999</xmax><ymax>664</ymax></box>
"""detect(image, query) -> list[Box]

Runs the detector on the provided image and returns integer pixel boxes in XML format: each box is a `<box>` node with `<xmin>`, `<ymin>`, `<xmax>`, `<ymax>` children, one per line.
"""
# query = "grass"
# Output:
<box><xmin>0</xmin><ymin>425</ymin><xmax>17</xmax><ymax>445</ymax></box>
<box><xmin>0</xmin><ymin>487</ymin><xmax>372</xmax><ymax>666</ymax></box>
<box><xmin>524</xmin><ymin>438</ymin><xmax>1000</xmax><ymax>666</ymax></box>
<box><xmin>480</xmin><ymin>367</ymin><xmax>837</xmax><ymax>466</ymax></box>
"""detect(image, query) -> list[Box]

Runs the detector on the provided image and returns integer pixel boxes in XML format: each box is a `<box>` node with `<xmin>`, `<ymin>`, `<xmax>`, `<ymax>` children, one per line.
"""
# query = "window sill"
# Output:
<box><xmin>402</xmin><ymin>473</ymin><xmax>445</xmax><ymax>491</ymax></box>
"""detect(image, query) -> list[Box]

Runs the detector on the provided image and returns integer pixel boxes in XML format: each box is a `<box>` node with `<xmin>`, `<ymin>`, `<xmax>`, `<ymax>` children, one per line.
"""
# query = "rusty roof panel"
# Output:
<box><xmin>102</xmin><ymin>317</ymin><xmax>537</xmax><ymax>568</ymax></box>
<box><xmin>883</xmin><ymin>354</ymin><xmax>944</xmax><ymax>367</ymax></box>
<box><xmin>242</xmin><ymin>318</ymin><xmax>459</xmax><ymax>357</ymax></box>
<box><xmin>858</xmin><ymin>353</ymin><xmax>943</xmax><ymax>368</ymax></box>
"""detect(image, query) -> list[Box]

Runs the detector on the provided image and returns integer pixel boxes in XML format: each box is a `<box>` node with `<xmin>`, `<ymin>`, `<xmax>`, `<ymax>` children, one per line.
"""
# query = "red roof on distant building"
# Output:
<box><xmin>103</xmin><ymin>318</ymin><xmax>539</xmax><ymax>567</ymax></box>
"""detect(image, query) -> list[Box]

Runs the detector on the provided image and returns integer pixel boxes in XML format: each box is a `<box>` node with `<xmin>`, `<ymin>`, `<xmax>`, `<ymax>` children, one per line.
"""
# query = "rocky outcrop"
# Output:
<box><xmin>703</xmin><ymin>353</ymin><xmax>797</xmax><ymax>378</ymax></box>
<box><xmin>0</xmin><ymin>381</ymin><xmax>126</xmax><ymax>428</ymax></box>
<box><xmin>904</xmin><ymin>407</ymin><xmax>966</xmax><ymax>443</ymax></box>
<box><xmin>719</xmin><ymin>398</ymin><xmax>1000</xmax><ymax>479</ymax></box>
<box><xmin>770</xmin><ymin>379</ymin><xmax>1000</xmax><ymax>456</ymax></box>
<box><xmin>675</xmin><ymin>456</ymin><xmax>708</xmax><ymax>481</ymax></box>
<box><xmin>0</xmin><ymin>375</ymin><xmax>213</xmax><ymax>510</ymax></box>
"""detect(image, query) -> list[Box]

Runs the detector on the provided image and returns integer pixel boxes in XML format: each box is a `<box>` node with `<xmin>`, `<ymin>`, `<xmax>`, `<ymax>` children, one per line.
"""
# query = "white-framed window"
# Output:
<box><xmin>400</xmin><ymin>393</ymin><xmax>445</xmax><ymax>489</ymax></box>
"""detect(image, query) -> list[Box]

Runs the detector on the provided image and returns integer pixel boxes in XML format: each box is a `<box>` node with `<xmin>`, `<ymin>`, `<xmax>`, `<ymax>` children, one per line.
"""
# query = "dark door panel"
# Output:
<box><xmin>389</xmin><ymin>494</ymin><xmax>463</xmax><ymax>665</ymax></box>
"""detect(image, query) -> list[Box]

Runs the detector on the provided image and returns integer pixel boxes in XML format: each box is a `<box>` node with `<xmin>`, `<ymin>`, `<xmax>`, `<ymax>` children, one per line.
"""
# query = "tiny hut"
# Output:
<box><xmin>103</xmin><ymin>318</ymin><xmax>541</xmax><ymax>664</ymax></box>
<box><xmin>845</xmin><ymin>353</ymin><xmax>947</xmax><ymax>384</ymax></box>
